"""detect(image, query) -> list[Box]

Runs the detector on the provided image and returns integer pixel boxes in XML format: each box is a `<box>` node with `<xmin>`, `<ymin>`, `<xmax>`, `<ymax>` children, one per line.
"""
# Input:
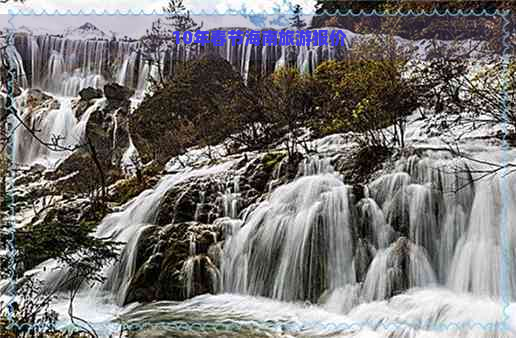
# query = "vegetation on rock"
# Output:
<box><xmin>130</xmin><ymin>53</ymin><xmax>254</xmax><ymax>164</ymax></box>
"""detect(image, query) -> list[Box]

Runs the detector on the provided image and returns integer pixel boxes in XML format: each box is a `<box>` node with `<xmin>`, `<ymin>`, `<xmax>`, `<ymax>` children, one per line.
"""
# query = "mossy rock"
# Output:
<box><xmin>109</xmin><ymin>174</ymin><xmax>159</xmax><ymax>205</ymax></box>
<box><xmin>334</xmin><ymin>144</ymin><xmax>392</xmax><ymax>185</ymax></box>
<box><xmin>124</xmin><ymin>222</ymin><xmax>222</xmax><ymax>304</ymax></box>
<box><xmin>261</xmin><ymin>151</ymin><xmax>287</xmax><ymax>173</ymax></box>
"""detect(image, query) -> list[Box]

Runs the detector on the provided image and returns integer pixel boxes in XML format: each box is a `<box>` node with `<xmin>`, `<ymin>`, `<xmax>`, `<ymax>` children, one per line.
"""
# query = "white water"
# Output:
<box><xmin>4</xmin><ymin>27</ymin><xmax>516</xmax><ymax>338</ymax></box>
<box><xmin>12</xmin><ymin>29</ymin><xmax>347</xmax><ymax>98</ymax></box>
<box><xmin>448</xmin><ymin>173</ymin><xmax>516</xmax><ymax>300</ymax></box>
<box><xmin>223</xmin><ymin>173</ymin><xmax>355</xmax><ymax>302</ymax></box>
<box><xmin>118</xmin><ymin>289</ymin><xmax>514</xmax><ymax>337</ymax></box>
<box><xmin>36</xmin><ymin>160</ymin><xmax>235</xmax><ymax>305</ymax></box>
<box><xmin>7</xmin><ymin>145</ymin><xmax>515</xmax><ymax>337</ymax></box>
<box><xmin>7</xmin><ymin>30</ymin><xmax>345</xmax><ymax>171</ymax></box>
<box><xmin>13</xmin><ymin>96</ymin><xmax>105</xmax><ymax>168</ymax></box>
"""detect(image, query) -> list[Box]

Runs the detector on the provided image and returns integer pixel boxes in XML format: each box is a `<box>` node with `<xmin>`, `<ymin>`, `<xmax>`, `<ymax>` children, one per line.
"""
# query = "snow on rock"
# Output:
<box><xmin>64</xmin><ymin>22</ymin><xmax>106</xmax><ymax>40</ymax></box>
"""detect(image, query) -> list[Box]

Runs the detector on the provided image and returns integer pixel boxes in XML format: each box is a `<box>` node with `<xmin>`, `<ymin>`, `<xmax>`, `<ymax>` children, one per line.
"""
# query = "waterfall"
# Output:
<box><xmin>220</xmin><ymin>151</ymin><xmax>512</xmax><ymax>310</ymax></box>
<box><xmin>368</xmin><ymin>154</ymin><xmax>475</xmax><ymax>283</ymax></box>
<box><xmin>6</xmin><ymin>29</ymin><xmax>349</xmax><ymax>170</ymax></box>
<box><xmin>5</xmin><ymin>24</ymin><xmax>515</xmax><ymax>336</ymax></box>
<box><xmin>222</xmin><ymin>165</ymin><xmax>356</xmax><ymax>302</ymax></box>
<box><xmin>11</xmin><ymin>29</ymin><xmax>348</xmax><ymax>98</ymax></box>
<box><xmin>222</xmin><ymin>175</ymin><xmax>241</xmax><ymax>219</ymax></box>
<box><xmin>4</xmin><ymin>45</ymin><xmax>28</xmax><ymax>89</ymax></box>
<box><xmin>447</xmin><ymin>173</ymin><xmax>516</xmax><ymax>299</ymax></box>
<box><xmin>361</xmin><ymin>237</ymin><xmax>437</xmax><ymax>302</ymax></box>
<box><xmin>33</xmin><ymin>161</ymin><xmax>235</xmax><ymax>305</ymax></box>
<box><xmin>13</xmin><ymin>95</ymin><xmax>100</xmax><ymax>168</ymax></box>
<box><xmin>121</xmin><ymin>134</ymin><xmax>139</xmax><ymax>175</ymax></box>
<box><xmin>7</xmin><ymin>144</ymin><xmax>516</xmax><ymax>336</ymax></box>
<box><xmin>357</xmin><ymin>197</ymin><xmax>393</xmax><ymax>249</ymax></box>
<box><xmin>181</xmin><ymin>254</ymin><xmax>221</xmax><ymax>299</ymax></box>
<box><xmin>101</xmin><ymin>161</ymin><xmax>235</xmax><ymax>304</ymax></box>
<box><xmin>27</xmin><ymin>36</ymin><xmax>40</xmax><ymax>87</ymax></box>
<box><xmin>298</xmin><ymin>157</ymin><xmax>336</xmax><ymax>176</ymax></box>
<box><xmin>47</xmin><ymin>50</ymin><xmax>65</xmax><ymax>92</ymax></box>
<box><xmin>117</xmin><ymin>50</ymin><xmax>138</xmax><ymax>88</ymax></box>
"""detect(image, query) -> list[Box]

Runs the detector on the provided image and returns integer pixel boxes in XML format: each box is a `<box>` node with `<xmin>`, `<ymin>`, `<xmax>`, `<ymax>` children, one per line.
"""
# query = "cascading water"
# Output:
<box><xmin>34</xmin><ymin>161</ymin><xmax>235</xmax><ymax>306</ymax></box>
<box><xmin>12</xmin><ymin>29</ymin><xmax>348</xmax><ymax>97</ymax></box>
<box><xmin>9</xmin><ymin>140</ymin><xmax>516</xmax><ymax>336</ymax></box>
<box><xmin>360</xmin><ymin>237</ymin><xmax>437</xmax><ymax>302</ymax></box>
<box><xmin>222</xmin><ymin>175</ymin><xmax>241</xmax><ymax>219</ymax></box>
<box><xmin>222</xmin><ymin>162</ymin><xmax>356</xmax><ymax>302</ymax></box>
<box><xmin>5</xmin><ymin>23</ymin><xmax>516</xmax><ymax>337</ymax></box>
<box><xmin>3</xmin><ymin>44</ymin><xmax>28</xmax><ymax>88</ymax></box>
<box><xmin>7</xmin><ymin>29</ymin><xmax>349</xmax><ymax>172</ymax></box>
<box><xmin>448</xmin><ymin>173</ymin><xmax>516</xmax><ymax>299</ymax></box>
<box><xmin>13</xmin><ymin>95</ymin><xmax>105</xmax><ymax>168</ymax></box>
<box><xmin>219</xmin><ymin>150</ymin><xmax>513</xmax><ymax>315</ymax></box>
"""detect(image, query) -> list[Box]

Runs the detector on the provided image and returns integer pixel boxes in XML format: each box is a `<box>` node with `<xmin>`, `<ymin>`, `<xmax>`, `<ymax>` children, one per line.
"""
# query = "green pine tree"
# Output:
<box><xmin>290</xmin><ymin>4</ymin><xmax>306</xmax><ymax>30</ymax></box>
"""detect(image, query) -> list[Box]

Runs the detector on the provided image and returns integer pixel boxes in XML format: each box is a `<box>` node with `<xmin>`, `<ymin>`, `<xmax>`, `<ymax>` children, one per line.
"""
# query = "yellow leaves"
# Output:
<box><xmin>352</xmin><ymin>97</ymin><xmax>371</xmax><ymax>120</ymax></box>
<box><xmin>272</xmin><ymin>66</ymin><xmax>301</xmax><ymax>83</ymax></box>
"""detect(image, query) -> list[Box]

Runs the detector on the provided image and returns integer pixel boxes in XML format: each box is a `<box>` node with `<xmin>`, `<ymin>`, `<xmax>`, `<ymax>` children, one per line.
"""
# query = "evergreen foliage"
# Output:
<box><xmin>290</xmin><ymin>4</ymin><xmax>306</xmax><ymax>30</ymax></box>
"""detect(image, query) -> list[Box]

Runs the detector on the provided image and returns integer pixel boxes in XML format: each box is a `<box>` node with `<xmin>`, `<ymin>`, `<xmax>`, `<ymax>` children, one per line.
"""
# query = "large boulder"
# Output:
<box><xmin>79</xmin><ymin>87</ymin><xmax>103</xmax><ymax>101</ymax></box>
<box><xmin>85</xmin><ymin>101</ymin><xmax>130</xmax><ymax>167</ymax></box>
<box><xmin>104</xmin><ymin>83</ymin><xmax>134</xmax><ymax>102</ymax></box>
<box><xmin>129</xmin><ymin>52</ymin><xmax>253</xmax><ymax>164</ymax></box>
<box><xmin>74</xmin><ymin>87</ymin><xmax>103</xmax><ymax>119</ymax></box>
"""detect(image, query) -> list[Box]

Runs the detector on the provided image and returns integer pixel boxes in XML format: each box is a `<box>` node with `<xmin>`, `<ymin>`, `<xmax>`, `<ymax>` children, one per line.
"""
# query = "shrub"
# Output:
<box><xmin>311</xmin><ymin>59</ymin><xmax>419</xmax><ymax>148</ymax></box>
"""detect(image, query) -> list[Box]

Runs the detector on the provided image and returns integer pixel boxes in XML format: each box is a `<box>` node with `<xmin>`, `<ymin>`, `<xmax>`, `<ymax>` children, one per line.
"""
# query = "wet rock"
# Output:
<box><xmin>155</xmin><ymin>170</ymin><xmax>264</xmax><ymax>226</ymax></box>
<box><xmin>132</xmin><ymin>225</ymin><xmax>161</xmax><ymax>270</ymax></box>
<box><xmin>79</xmin><ymin>87</ymin><xmax>103</xmax><ymax>101</ymax></box>
<box><xmin>53</xmin><ymin>84</ymin><xmax>132</xmax><ymax>191</ymax></box>
<box><xmin>245</xmin><ymin>153</ymin><xmax>287</xmax><ymax>194</ymax></box>
<box><xmin>73</xmin><ymin>98</ymin><xmax>92</xmax><ymax>119</ymax></box>
<box><xmin>156</xmin><ymin>183</ymin><xmax>201</xmax><ymax>226</ymax></box>
<box><xmin>352</xmin><ymin>184</ymin><xmax>365</xmax><ymax>203</ymax></box>
<box><xmin>125</xmin><ymin>221</ymin><xmax>222</xmax><ymax>304</ymax></box>
<box><xmin>334</xmin><ymin>145</ymin><xmax>392</xmax><ymax>185</ymax></box>
<box><xmin>81</xmin><ymin>84</ymin><xmax>132</xmax><ymax>166</ymax></box>
<box><xmin>104</xmin><ymin>83</ymin><xmax>134</xmax><ymax>102</ymax></box>
<box><xmin>354</xmin><ymin>238</ymin><xmax>374</xmax><ymax>283</ymax></box>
